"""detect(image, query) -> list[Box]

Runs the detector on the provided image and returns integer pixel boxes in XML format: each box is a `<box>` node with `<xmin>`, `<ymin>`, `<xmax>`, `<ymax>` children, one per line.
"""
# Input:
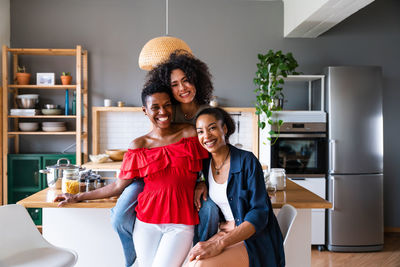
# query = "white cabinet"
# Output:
<box><xmin>290</xmin><ymin>177</ymin><xmax>326</xmax><ymax>245</ymax></box>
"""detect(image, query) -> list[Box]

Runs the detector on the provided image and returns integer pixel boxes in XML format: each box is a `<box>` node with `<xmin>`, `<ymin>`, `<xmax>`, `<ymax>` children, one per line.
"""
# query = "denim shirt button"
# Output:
<box><xmin>229</xmin><ymin>198</ymin><xmax>233</xmax><ymax>201</ymax></box>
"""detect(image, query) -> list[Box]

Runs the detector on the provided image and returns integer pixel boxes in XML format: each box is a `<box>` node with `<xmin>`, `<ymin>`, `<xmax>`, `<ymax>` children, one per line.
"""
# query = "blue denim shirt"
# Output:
<box><xmin>203</xmin><ymin>145</ymin><xmax>285</xmax><ymax>267</ymax></box>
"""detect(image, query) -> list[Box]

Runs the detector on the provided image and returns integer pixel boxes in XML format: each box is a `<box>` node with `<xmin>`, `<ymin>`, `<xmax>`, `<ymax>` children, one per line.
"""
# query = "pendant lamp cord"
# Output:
<box><xmin>166</xmin><ymin>0</ymin><xmax>169</xmax><ymax>35</ymax></box>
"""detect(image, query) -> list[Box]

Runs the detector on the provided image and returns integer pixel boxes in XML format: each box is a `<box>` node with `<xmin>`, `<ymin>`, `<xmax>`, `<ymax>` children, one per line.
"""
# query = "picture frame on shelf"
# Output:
<box><xmin>36</xmin><ymin>73</ymin><xmax>55</xmax><ymax>85</ymax></box>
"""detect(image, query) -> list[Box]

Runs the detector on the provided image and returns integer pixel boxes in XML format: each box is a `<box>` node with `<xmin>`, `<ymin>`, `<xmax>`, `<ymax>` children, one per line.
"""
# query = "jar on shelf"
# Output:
<box><xmin>61</xmin><ymin>169</ymin><xmax>80</xmax><ymax>194</ymax></box>
<box><xmin>269</xmin><ymin>168</ymin><xmax>286</xmax><ymax>191</ymax></box>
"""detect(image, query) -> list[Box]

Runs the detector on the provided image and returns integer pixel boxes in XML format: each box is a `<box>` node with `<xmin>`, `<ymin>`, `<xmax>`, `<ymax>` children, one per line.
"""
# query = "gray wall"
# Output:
<box><xmin>9</xmin><ymin>0</ymin><xmax>400</xmax><ymax>228</ymax></box>
<box><xmin>0</xmin><ymin>0</ymin><xmax>10</xmax><ymax>77</ymax></box>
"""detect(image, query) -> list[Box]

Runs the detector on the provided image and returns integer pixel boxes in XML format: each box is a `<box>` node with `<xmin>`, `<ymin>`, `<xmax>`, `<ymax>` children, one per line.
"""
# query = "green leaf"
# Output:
<box><xmin>278</xmin><ymin>120</ymin><xmax>283</xmax><ymax>126</ymax></box>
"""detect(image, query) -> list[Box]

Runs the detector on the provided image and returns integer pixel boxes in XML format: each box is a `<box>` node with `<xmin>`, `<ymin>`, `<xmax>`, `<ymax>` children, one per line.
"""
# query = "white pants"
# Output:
<box><xmin>133</xmin><ymin>218</ymin><xmax>194</xmax><ymax>267</ymax></box>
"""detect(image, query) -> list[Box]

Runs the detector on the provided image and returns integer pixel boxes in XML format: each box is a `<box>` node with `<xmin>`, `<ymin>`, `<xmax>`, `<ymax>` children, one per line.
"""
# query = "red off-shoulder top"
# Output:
<box><xmin>119</xmin><ymin>137</ymin><xmax>209</xmax><ymax>225</ymax></box>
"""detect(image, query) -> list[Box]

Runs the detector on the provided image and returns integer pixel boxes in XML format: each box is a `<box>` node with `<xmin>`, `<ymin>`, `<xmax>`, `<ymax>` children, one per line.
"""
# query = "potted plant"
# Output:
<box><xmin>253</xmin><ymin>49</ymin><xmax>300</xmax><ymax>144</ymax></box>
<box><xmin>60</xmin><ymin>72</ymin><xmax>72</xmax><ymax>85</ymax></box>
<box><xmin>15</xmin><ymin>66</ymin><xmax>31</xmax><ymax>85</ymax></box>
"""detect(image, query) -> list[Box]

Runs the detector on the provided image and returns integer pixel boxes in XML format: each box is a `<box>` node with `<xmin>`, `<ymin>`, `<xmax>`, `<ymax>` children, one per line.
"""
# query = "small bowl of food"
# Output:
<box><xmin>89</xmin><ymin>154</ymin><xmax>110</xmax><ymax>163</ymax></box>
<box><xmin>105</xmin><ymin>149</ymin><xmax>127</xmax><ymax>161</ymax></box>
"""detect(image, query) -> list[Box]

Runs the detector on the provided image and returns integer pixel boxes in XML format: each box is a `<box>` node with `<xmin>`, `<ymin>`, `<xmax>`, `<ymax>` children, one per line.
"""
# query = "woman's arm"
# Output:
<box><xmin>188</xmin><ymin>221</ymin><xmax>255</xmax><ymax>260</ymax></box>
<box><xmin>54</xmin><ymin>178</ymin><xmax>134</xmax><ymax>206</ymax></box>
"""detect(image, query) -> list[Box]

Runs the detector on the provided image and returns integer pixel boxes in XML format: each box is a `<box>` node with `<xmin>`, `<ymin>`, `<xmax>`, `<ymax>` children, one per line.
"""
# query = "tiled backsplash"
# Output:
<box><xmin>97</xmin><ymin>108</ymin><xmax>257</xmax><ymax>155</ymax></box>
<box><xmin>99</xmin><ymin>111</ymin><xmax>150</xmax><ymax>152</ymax></box>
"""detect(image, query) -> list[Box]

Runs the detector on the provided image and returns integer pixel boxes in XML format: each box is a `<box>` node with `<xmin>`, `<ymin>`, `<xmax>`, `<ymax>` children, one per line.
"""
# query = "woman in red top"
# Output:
<box><xmin>54</xmin><ymin>82</ymin><xmax>208</xmax><ymax>267</ymax></box>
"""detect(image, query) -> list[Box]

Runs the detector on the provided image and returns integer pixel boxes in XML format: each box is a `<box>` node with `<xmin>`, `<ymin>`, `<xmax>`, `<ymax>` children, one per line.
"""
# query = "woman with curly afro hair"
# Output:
<box><xmin>145</xmin><ymin>50</ymin><xmax>214</xmax><ymax>124</ymax></box>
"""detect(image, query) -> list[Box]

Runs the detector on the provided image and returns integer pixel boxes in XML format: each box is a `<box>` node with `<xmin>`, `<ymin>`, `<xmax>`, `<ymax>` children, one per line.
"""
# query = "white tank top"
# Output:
<box><xmin>208</xmin><ymin>163</ymin><xmax>234</xmax><ymax>221</ymax></box>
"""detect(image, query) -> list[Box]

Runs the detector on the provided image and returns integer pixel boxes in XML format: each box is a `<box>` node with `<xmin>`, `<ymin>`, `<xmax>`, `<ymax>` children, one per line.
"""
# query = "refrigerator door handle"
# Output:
<box><xmin>329</xmin><ymin>139</ymin><xmax>336</xmax><ymax>173</ymax></box>
<box><xmin>331</xmin><ymin>176</ymin><xmax>335</xmax><ymax>210</ymax></box>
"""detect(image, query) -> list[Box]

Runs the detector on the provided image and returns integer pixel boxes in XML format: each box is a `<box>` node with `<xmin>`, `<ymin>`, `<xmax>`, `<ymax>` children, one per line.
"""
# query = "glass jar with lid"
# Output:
<box><xmin>86</xmin><ymin>178</ymin><xmax>96</xmax><ymax>192</ymax></box>
<box><xmin>269</xmin><ymin>168</ymin><xmax>286</xmax><ymax>190</ymax></box>
<box><xmin>61</xmin><ymin>169</ymin><xmax>80</xmax><ymax>194</ymax></box>
<box><xmin>96</xmin><ymin>178</ymin><xmax>106</xmax><ymax>189</ymax></box>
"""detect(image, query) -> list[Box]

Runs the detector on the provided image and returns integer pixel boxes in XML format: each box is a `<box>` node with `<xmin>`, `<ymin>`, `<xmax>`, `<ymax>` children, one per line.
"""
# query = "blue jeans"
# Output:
<box><xmin>111</xmin><ymin>180</ymin><xmax>220</xmax><ymax>267</ymax></box>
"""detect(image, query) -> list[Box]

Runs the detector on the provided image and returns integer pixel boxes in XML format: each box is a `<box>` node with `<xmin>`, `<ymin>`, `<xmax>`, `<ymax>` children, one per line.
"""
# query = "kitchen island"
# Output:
<box><xmin>17</xmin><ymin>179</ymin><xmax>331</xmax><ymax>267</ymax></box>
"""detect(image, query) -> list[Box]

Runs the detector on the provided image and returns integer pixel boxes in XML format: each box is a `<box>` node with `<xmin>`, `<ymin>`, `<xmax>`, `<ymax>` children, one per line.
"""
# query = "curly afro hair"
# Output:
<box><xmin>195</xmin><ymin>107</ymin><xmax>236</xmax><ymax>142</ymax></box>
<box><xmin>145</xmin><ymin>50</ymin><xmax>214</xmax><ymax>105</ymax></box>
<box><xmin>141</xmin><ymin>80</ymin><xmax>172</xmax><ymax>106</ymax></box>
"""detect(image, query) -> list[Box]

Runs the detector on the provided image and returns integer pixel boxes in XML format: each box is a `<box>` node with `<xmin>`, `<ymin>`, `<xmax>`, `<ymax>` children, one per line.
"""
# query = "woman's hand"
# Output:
<box><xmin>53</xmin><ymin>193</ymin><xmax>79</xmax><ymax>207</ymax></box>
<box><xmin>188</xmin><ymin>239</ymin><xmax>224</xmax><ymax>261</ymax></box>
<box><xmin>194</xmin><ymin>181</ymin><xmax>208</xmax><ymax>211</ymax></box>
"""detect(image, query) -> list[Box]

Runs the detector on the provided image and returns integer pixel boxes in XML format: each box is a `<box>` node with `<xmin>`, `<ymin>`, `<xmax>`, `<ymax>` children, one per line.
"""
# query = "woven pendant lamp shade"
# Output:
<box><xmin>138</xmin><ymin>36</ymin><xmax>192</xmax><ymax>70</ymax></box>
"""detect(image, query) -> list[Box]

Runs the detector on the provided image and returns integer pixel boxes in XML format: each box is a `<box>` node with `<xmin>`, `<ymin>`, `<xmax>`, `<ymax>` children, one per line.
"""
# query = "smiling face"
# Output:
<box><xmin>143</xmin><ymin>92</ymin><xmax>173</xmax><ymax>129</ymax></box>
<box><xmin>170</xmin><ymin>68</ymin><xmax>196</xmax><ymax>104</ymax></box>
<box><xmin>196</xmin><ymin>114</ymin><xmax>228</xmax><ymax>154</ymax></box>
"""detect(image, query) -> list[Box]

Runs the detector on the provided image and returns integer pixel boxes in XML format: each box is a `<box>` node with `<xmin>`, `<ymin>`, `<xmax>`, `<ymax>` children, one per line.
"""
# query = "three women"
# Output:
<box><xmin>55</xmin><ymin>51</ymin><xmax>285</xmax><ymax>266</ymax></box>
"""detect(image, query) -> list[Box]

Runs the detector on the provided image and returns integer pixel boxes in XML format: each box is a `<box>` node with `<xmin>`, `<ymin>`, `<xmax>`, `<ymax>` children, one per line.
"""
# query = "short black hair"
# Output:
<box><xmin>195</xmin><ymin>107</ymin><xmax>236</xmax><ymax>141</ymax></box>
<box><xmin>141</xmin><ymin>80</ymin><xmax>172</xmax><ymax>106</ymax></box>
<box><xmin>145</xmin><ymin>50</ymin><xmax>214</xmax><ymax>105</ymax></box>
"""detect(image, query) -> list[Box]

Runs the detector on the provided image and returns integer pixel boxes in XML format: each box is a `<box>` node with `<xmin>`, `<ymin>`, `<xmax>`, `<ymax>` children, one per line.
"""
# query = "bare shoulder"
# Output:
<box><xmin>175</xmin><ymin>123</ymin><xmax>197</xmax><ymax>138</ymax></box>
<box><xmin>128</xmin><ymin>135</ymin><xmax>147</xmax><ymax>149</ymax></box>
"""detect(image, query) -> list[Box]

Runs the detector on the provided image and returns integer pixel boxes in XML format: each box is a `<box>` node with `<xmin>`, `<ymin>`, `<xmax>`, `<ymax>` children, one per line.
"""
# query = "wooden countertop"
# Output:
<box><xmin>17</xmin><ymin>179</ymin><xmax>331</xmax><ymax>209</ymax></box>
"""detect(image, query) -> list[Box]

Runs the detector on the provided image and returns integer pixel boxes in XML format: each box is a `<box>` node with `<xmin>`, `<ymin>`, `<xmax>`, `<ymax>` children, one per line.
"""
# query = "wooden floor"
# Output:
<box><xmin>311</xmin><ymin>233</ymin><xmax>400</xmax><ymax>267</ymax></box>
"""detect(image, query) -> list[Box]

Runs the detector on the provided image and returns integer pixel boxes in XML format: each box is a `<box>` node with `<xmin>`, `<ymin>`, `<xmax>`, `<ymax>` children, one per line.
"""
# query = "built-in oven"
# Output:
<box><xmin>270</xmin><ymin>122</ymin><xmax>327</xmax><ymax>176</ymax></box>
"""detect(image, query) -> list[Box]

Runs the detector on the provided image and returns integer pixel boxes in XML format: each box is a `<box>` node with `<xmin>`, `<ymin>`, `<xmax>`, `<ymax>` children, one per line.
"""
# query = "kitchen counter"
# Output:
<box><xmin>17</xmin><ymin>179</ymin><xmax>330</xmax><ymax>267</ymax></box>
<box><xmin>17</xmin><ymin>179</ymin><xmax>331</xmax><ymax>209</ymax></box>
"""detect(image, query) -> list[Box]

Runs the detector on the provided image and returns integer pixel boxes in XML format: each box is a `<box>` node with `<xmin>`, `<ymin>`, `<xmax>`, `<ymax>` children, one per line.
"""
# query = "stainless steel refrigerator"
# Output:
<box><xmin>324</xmin><ymin>66</ymin><xmax>384</xmax><ymax>252</ymax></box>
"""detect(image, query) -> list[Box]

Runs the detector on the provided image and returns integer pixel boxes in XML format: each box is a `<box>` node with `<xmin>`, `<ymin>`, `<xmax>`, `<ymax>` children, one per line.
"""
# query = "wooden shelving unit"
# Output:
<box><xmin>1</xmin><ymin>45</ymin><xmax>88</xmax><ymax>205</ymax></box>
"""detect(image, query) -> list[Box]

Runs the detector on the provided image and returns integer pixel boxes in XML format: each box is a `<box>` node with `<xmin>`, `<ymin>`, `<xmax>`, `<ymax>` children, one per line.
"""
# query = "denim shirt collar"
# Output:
<box><xmin>203</xmin><ymin>144</ymin><xmax>241</xmax><ymax>183</ymax></box>
<box><xmin>228</xmin><ymin>144</ymin><xmax>241</xmax><ymax>174</ymax></box>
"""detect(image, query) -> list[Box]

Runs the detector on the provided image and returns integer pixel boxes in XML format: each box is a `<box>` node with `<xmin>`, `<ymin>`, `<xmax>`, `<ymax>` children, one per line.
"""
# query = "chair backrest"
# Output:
<box><xmin>0</xmin><ymin>204</ymin><xmax>50</xmax><ymax>259</ymax></box>
<box><xmin>277</xmin><ymin>204</ymin><xmax>297</xmax><ymax>244</ymax></box>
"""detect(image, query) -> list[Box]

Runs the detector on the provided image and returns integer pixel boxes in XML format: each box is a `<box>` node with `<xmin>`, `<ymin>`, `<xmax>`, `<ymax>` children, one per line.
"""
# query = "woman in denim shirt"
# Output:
<box><xmin>188</xmin><ymin>107</ymin><xmax>285</xmax><ymax>267</ymax></box>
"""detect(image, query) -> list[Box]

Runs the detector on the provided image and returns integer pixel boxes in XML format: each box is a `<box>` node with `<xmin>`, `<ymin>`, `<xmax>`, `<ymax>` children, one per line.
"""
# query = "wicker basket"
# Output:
<box><xmin>138</xmin><ymin>36</ymin><xmax>192</xmax><ymax>70</ymax></box>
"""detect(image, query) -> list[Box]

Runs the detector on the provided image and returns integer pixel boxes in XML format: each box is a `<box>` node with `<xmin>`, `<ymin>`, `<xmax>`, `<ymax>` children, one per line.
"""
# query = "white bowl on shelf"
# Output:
<box><xmin>42</xmin><ymin>122</ymin><xmax>66</xmax><ymax>126</ymax></box>
<box><xmin>89</xmin><ymin>154</ymin><xmax>110</xmax><ymax>163</ymax></box>
<box><xmin>42</xmin><ymin>126</ymin><xmax>67</xmax><ymax>132</ymax></box>
<box><xmin>19</xmin><ymin>122</ymin><xmax>39</xmax><ymax>131</ymax></box>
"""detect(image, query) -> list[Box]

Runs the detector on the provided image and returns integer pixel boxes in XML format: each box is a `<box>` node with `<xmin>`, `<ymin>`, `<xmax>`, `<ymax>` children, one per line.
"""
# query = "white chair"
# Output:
<box><xmin>277</xmin><ymin>204</ymin><xmax>297</xmax><ymax>245</ymax></box>
<box><xmin>0</xmin><ymin>204</ymin><xmax>78</xmax><ymax>267</ymax></box>
<box><xmin>277</xmin><ymin>204</ymin><xmax>297</xmax><ymax>267</ymax></box>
